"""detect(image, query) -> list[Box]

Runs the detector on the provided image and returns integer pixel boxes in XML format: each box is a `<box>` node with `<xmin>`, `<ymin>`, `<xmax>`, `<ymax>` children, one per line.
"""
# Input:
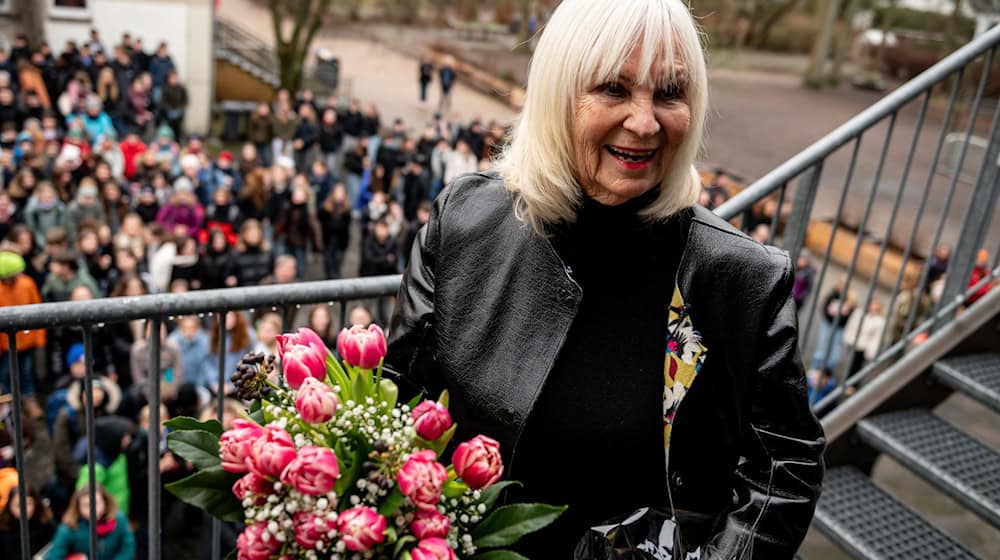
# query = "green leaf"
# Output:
<box><xmin>351</xmin><ymin>368</ymin><xmax>370</xmax><ymax>402</ymax></box>
<box><xmin>400</xmin><ymin>551</ymin><xmax>413</xmax><ymax>560</ymax></box>
<box><xmin>378</xmin><ymin>378</ymin><xmax>399</xmax><ymax>409</ymax></box>
<box><xmin>166</xmin><ymin>430</ymin><xmax>222</xmax><ymax>470</ymax></box>
<box><xmin>437</xmin><ymin>389</ymin><xmax>450</xmax><ymax>409</ymax></box>
<box><xmin>334</xmin><ymin>442</ymin><xmax>366</xmax><ymax>499</ymax></box>
<box><xmin>441</xmin><ymin>479</ymin><xmax>468</xmax><ymax>499</ymax></box>
<box><xmin>378</xmin><ymin>487</ymin><xmax>405</xmax><ymax>517</ymax></box>
<box><xmin>470</xmin><ymin>551</ymin><xmax>530</xmax><ymax>560</ymax></box>
<box><xmin>406</xmin><ymin>394</ymin><xmax>422</xmax><ymax>410</ymax></box>
<box><xmin>475</xmin><ymin>481</ymin><xmax>522</xmax><ymax>511</ymax></box>
<box><xmin>164</xmin><ymin>416</ymin><xmax>223</xmax><ymax>437</ymax></box>
<box><xmin>326</xmin><ymin>352</ymin><xmax>352</xmax><ymax>397</ymax></box>
<box><xmin>432</xmin><ymin>423</ymin><xmax>457</xmax><ymax>456</ymax></box>
<box><xmin>165</xmin><ymin>467</ymin><xmax>244</xmax><ymax>523</ymax></box>
<box><xmin>470</xmin><ymin>503</ymin><xmax>568</xmax><ymax>549</ymax></box>
<box><xmin>248</xmin><ymin>406</ymin><xmax>265</xmax><ymax>425</ymax></box>
<box><xmin>224</xmin><ymin>549</ymin><xmax>238</xmax><ymax>560</ymax></box>
<box><xmin>393</xmin><ymin>535</ymin><xmax>416</xmax><ymax>557</ymax></box>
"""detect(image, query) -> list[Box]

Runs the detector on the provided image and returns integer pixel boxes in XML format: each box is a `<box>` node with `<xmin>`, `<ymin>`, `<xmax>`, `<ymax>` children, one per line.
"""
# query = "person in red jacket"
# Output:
<box><xmin>967</xmin><ymin>248</ymin><xmax>996</xmax><ymax>305</ymax></box>
<box><xmin>118</xmin><ymin>131</ymin><xmax>146</xmax><ymax>180</ymax></box>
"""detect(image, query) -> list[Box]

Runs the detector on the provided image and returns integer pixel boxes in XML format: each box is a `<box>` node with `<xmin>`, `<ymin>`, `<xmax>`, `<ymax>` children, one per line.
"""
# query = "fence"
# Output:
<box><xmin>2</xmin><ymin>277</ymin><xmax>400</xmax><ymax>560</ymax></box>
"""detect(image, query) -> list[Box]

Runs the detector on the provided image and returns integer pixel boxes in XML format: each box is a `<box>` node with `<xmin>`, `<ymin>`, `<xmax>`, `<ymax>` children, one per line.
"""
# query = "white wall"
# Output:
<box><xmin>43</xmin><ymin>0</ymin><xmax>212</xmax><ymax>134</ymax></box>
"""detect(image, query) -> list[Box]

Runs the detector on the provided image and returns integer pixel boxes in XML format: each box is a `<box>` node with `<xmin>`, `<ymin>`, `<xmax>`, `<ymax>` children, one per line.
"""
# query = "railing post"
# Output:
<box><xmin>81</xmin><ymin>327</ymin><xmax>98</xmax><ymax>560</ymax></box>
<box><xmin>6</xmin><ymin>332</ymin><xmax>30</xmax><ymax>560</ymax></box>
<box><xmin>939</xmin><ymin>96</ymin><xmax>1000</xmax><ymax>314</ymax></box>
<box><xmin>148</xmin><ymin>318</ymin><xmax>162</xmax><ymax>560</ymax></box>
<box><xmin>784</xmin><ymin>161</ymin><xmax>823</xmax><ymax>265</ymax></box>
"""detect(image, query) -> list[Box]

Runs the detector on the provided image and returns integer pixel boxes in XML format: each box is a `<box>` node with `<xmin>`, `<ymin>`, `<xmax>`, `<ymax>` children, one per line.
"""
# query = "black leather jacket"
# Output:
<box><xmin>387</xmin><ymin>172</ymin><xmax>825</xmax><ymax>559</ymax></box>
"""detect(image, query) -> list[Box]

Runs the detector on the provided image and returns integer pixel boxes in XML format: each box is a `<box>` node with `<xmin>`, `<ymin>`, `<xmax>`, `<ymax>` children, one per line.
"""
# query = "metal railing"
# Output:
<box><xmin>716</xmin><ymin>24</ymin><xmax>1000</xmax><ymax>421</ymax></box>
<box><xmin>2</xmin><ymin>277</ymin><xmax>401</xmax><ymax>560</ymax></box>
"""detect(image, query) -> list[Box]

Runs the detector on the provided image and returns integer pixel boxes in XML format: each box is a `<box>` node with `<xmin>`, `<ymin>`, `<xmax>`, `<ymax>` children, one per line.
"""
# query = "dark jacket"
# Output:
<box><xmin>198</xmin><ymin>247</ymin><xmax>239</xmax><ymax>290</ymax></box>
<box><xmin>387</xmin><ymin>172</ymin><xmax>825</xmax><ymax>559</ymax></box>
<box><xmin>236</xmin><ymin>246</ymin><xmax>274</xmax><ymax>287</ymax></box>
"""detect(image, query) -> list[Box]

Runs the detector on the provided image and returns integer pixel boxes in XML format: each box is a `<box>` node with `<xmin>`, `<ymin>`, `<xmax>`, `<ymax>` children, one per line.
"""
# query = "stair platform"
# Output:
<box><xmin>857</xmin><ymin>409</ymin><xmax>1000</xmax><ymax>529</ymax></box>
<box><xmin>815</xmin><ymin>466</ymin><xmax>977</xmax><ymax>560</ymax></box>
<box><xmin>933</xmin><ymin>353</ymin><xmax>1000</xmax><ymax>414</ymax></box>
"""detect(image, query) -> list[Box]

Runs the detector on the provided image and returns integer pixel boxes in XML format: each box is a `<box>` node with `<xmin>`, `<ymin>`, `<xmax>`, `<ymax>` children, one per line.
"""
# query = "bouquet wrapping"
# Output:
<box><xmin>165</xmin><ymin>324</ymin><xmax>564</xmax><ymax>560</ymax></box>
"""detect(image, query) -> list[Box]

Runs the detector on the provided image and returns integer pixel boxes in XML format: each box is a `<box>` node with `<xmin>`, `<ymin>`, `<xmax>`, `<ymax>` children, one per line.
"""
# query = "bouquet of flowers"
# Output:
<box><xmin>165</xmin><ymin>324</ymin><xmax>565</xmax><ymax>560</ymax></box>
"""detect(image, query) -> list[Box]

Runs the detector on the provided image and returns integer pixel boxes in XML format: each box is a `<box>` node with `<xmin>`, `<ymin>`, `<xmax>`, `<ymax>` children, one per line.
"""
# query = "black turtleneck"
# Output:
<box><xmin>513</xmin><ymin>189</ymin><xmax>687</xmax><ymax>558</ymax></box>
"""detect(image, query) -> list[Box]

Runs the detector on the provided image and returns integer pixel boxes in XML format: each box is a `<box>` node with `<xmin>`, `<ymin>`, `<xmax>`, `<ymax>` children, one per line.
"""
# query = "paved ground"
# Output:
<box><xmin>216</xmin><ymin>4</ymin><xmax>1000</xmax><ymax>557</ymax></box>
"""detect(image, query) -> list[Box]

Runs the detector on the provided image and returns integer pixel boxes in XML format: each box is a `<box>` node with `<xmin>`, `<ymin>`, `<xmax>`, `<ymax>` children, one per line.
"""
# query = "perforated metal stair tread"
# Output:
<box><xmin>933</xmin><ymin>353</ymin><xmax>1000</xmax><ymax>413</ymax></box>
<box><xmin>815</xmin><ymin>467</ymin><xmax>977</xmax><ymax>560</ymax></box>
<box><xmin>857</xmin><ymin>409</ymin><xmax>1000</xmax><ymax>529</ymax></box>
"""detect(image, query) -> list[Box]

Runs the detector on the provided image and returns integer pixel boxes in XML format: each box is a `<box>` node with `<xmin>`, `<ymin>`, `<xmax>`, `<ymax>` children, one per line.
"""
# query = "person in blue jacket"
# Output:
<box><xmin>46</xmin><ymin>484</ymin><xmax>134</xmax><ymax>560</ymax></box>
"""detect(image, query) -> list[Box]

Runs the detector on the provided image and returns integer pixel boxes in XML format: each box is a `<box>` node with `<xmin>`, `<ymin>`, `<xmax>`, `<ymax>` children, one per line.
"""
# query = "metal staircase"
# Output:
<box><xmin>214</xmin><ymin>18</ymin><xmax>281</xmax><ymax>88</ymax></box>
<box><xmin>713</xmin><ymin>24</ymin><xmax>1000</xmax><ymax>559</ymax></box>
<box><xmin>816</xmin><ymin>354</ymin><xmax>1000</xmax><ymax>559</ymax></box>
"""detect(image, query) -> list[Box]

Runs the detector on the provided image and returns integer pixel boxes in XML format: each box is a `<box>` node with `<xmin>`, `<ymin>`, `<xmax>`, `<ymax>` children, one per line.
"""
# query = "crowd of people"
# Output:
<box><xmin>0</xmin><ymin>27</ymin><xmax>513</xmax><ymax>560</ymax></box>
<box><xmin>795</xmin><ymin>244</ymin><xmax>996</xmax><ymax>407</ymax></box>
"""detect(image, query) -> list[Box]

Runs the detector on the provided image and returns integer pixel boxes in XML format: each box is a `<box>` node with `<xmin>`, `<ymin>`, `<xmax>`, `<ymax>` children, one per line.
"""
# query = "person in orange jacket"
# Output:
<box><xmin>0</xmin><ymin>251</ymin><xmax>46</xmax><ymax>415</ymax></box>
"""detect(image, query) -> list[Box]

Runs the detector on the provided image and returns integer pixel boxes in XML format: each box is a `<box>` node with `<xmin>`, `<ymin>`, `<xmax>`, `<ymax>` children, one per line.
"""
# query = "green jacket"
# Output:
<box><xmin>41</xmin><ymin>270</ymin><xmax>101</xmax><ymax>301</ymax></box>
<box><xmin>46</xmin><ymin>512</ymin><xmax>134</xmax><ymax>560</ymax></box>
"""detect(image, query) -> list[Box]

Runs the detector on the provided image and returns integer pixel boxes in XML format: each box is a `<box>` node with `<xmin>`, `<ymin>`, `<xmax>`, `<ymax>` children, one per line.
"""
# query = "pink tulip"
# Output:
<box><xmin>281</xmin><ymin>343</ymin><xmax>327</xmax><ymax>389</ymax></box>
<box><xmin>397</xmin><ymin>449</ymin><xmax>448</xmax><ymax>511</ymax></box>
<box><xmin>295</xmin><ymin>377</ymin><xmax>339</xmax><ymax>423</ymax></box>
<box><xmin>232</xmin><ymin>471</ymin><xmax>272</xmax><ymax>505</ymax></box>
<box><xmin>336</xmin><ymin>324</ymin><xmax>387</xmax><ymax>369</ymax></box>
<box><xmin>410</xmin><ymin>510</ymin><xmax>450</xmax><ymax>540</ymax></box>
<box><xmin>219</xmin><ymin>419</ymin><xmax>265</xmax><ymax>473</ymax></box>
<box><xmin>411</xmin><ymin>400</ymin><xmax>452</xmax><ymax>441</ymax></box>
<box><xmin>337</xmin><ymin>506</ymin><xmax>386</xmax><ymax>552</ymax></box>
<box><xmin>280</xmin><ymin>446</ymin><xmax>340</xmax><ymax>496</ymax></box>
<box><xmin>276</xmin><ymin>327</ymin><xmax>327</xmax><ymax>357</ymax></box>
<box><xmin>293</xmin><ymin>512</ymin><xmax>336</xmax><ymax>549</ymax></box>
<box><xmin>246</xmin><ymin>425</ymin><xmax>297</xmax><ymax>479</ymax></box>
<box><xmin>411</xmin><ymin>537</ymin><xmax>456</xmax><ymax>560</ymax></box>
<box><xmin>452</xmin><ymin>435</ymin><xmax>503</xmax><ymax>490</ymax></box>
<box><xmin>236</xmin><ymin>521</ymin><xmax>280</xmax><ymax>560</ymax></box>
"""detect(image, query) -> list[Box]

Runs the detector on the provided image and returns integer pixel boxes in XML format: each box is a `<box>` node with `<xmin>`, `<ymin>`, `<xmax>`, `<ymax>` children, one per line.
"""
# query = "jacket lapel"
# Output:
<box><xmin>663</xmin><ymin>285</ymin><xmax>708</xmax><ymax>449</ymax></box>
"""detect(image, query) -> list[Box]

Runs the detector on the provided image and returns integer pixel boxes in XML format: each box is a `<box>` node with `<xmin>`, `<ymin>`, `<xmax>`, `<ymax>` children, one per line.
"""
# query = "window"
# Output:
<box><xmin>49</xmin><ymin>0</ymin><xmax>91</xmax><ymax>20</ymax></box>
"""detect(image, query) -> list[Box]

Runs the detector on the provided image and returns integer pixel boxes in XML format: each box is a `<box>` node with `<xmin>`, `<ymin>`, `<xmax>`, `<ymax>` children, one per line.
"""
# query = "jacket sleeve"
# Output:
<box><xmin>111</xmin><ymin>512</ymin><xmax>136</xmax><ymax>560</ymax></box>
<box><xmin>385</xmin><ymin>184</ymin><xmax>450</xmax><ymax>399</ymax></box>
<box><xmin>701</xmin><ymin>252</ymin><xmax>826</xmax><ymax>559</ymax></box>
<box><xmin>44</xmin><ymin>524</ymin><xmax>71</xmax><ymax>560</ymax></box>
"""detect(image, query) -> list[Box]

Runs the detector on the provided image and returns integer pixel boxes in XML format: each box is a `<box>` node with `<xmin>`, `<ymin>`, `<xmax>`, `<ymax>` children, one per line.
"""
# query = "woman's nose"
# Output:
<box><xmin>623</xmin><ymin>97</ymin><xmax>661</xmax><ymax>138</ymax></box>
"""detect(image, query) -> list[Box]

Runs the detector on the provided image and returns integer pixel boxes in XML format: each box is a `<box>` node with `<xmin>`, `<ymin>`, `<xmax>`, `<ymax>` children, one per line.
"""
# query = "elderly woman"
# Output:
<box><xmin>387</xmin><ymin>0</ymin><xmax>824</xmax><ymax>557</ymax></box>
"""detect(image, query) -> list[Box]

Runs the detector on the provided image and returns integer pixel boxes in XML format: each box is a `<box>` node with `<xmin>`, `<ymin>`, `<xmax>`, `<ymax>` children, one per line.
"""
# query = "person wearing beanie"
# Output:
<box><xmin>0</xmin><ymin>251</ymin><xmax>45</xmax><ymax>412</ymax></box>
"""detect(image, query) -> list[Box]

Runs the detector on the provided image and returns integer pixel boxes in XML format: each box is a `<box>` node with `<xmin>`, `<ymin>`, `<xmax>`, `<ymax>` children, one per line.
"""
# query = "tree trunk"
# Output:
<box><xmin>270</xmin><ymin>0</ymin><xmax>332</xmax><ymax>93</ymax></box>
<box><xmin>805</xmin><ymin>0</ymin><xmax>843</xmax><ymax>88</ymax></box>
<box><xmin>943</xmin><ymin>0</ymin><xmax>963</xmax><ymax>55</ymax></box>
<box><xmin>829</xmin><ymin>0</ymin><xmax>859</xmax><ymax>86</ymax></box>
<box><xmin>515</xmin><ymin>0</ymin><xmax>533</xmax><ymax>53</ymax></box>
<box><xmin>749</xmin><ymin>0</ymin><xmax>800</xmax><ymax>50</ymax></box>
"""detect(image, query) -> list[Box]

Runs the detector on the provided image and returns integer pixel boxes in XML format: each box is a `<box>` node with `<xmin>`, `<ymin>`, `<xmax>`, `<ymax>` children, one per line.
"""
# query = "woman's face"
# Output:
<box><xmin>571</xmin><ymin>46</ymin><xmax>690</xmax><ymax>206</ymax></box>
<box><xmin>310</xmin><ymin>307</ymin><xmax>331</xmax><ymax>332</ymax></box>
<box><xmin>79</xmin><ymin>492</ymin><xmax>106</xmax><ymax>521</ymax></box>
<box><xmin>243</xmin><ymin>225</ymin><xmax>262</xmax><ymax>246</ymax></box>
<box><xmin>125</xmin><ymin>278</ymin><xmax>146</xmax><ymax>297</ymax></box>
<box><xmin>10</xmin><ymin>495</ymin><xmax>35</xmax><ymax>520</ymax></box>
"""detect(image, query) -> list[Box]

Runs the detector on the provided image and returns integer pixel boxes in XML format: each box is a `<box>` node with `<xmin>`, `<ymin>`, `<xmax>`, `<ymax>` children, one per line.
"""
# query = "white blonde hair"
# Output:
<box><xmin>494</xmin><ymin>0</ymin><xmax>708</xmax><ymax>234</ymax></box>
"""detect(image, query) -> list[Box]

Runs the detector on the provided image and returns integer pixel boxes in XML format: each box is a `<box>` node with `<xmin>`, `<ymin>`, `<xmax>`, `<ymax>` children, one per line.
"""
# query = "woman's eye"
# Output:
<box><xmin>656</xmin><ymin>84</ymin><xmax>684</xmax><ymax>101</ymax></box>
<box><xmin>599</xmin><ymin>82</ymin><xmax>628</xmax><ymax>98</ymax></box>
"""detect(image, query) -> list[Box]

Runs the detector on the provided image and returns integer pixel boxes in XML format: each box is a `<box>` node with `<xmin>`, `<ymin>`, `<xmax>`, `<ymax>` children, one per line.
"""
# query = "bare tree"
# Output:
<box><xmin>269</xmin><ymin>0</ymin><xmax>335</xmax><ymax>91</ymax></box>
<box><xmin>745</xmin><ymin>0</ymin><xmax>801</xmax><ymax>49</ymax></box>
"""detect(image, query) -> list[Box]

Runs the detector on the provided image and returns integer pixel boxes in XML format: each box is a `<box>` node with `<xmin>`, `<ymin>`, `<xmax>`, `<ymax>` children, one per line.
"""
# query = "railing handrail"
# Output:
<box><xmin>716</xmin><ymin>23</ymin><xmax>1000</xmax><ymax>221</ymax></box>
<box><xmin>0</xmin><ymin>276</ymin><xmax>402</xmax><ymax>332</ymax></box>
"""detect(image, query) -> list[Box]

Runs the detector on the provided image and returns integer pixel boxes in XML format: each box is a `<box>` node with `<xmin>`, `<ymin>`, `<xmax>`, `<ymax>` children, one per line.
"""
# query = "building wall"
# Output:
<box><xmin>41</xmin><ymin>0</ymin><xmax>212</xmax><ymax>134</ymax></box>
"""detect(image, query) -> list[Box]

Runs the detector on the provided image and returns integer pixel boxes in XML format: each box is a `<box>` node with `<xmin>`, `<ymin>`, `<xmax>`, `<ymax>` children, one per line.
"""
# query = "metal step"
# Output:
<box><xmin>857</xmin><ymin>409</ymin><xmax>1000</xmax><ymax>528</ymax></box>
<box><xmin>933</xmin><ymin>353</ymin><xmax>1000</xmax><ymax>414</ymax></box>
<box><xmin>815</xmin><ymin>467</ymin><xmax>977</xmax><ymax>559</ymax></box>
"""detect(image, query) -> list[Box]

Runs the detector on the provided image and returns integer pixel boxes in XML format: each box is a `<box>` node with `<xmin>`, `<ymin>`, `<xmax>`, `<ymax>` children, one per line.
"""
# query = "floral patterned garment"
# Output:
<box><xmin>663</xmin><ymin>286</ymin><xmax>708</xmax><ymax>451</ymax></box>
